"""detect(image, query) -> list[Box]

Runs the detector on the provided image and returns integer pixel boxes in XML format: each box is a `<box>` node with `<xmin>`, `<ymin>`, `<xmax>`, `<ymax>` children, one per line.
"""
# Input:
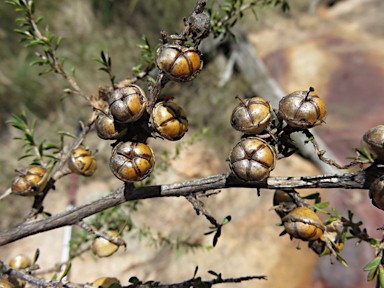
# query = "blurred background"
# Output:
<box><xmin>1</xmin><ymin>0</ymin><xmax>384</xmax><ymax>287</ymax></box>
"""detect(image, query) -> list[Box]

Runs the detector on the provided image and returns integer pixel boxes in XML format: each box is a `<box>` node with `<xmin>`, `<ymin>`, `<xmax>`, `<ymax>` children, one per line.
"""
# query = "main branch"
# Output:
<box><xmin>1</xmin><ymin>163</ymin><xmax>382</xmax><ymax>246</ymax></box>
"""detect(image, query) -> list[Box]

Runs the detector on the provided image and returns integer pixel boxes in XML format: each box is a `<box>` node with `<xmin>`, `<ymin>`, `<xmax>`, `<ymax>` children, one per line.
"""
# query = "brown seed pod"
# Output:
<box><xmin>282</xmin><ymin>207</ymin><xmax>325</xmax><ymax>241</ymax></box>
<box><xmin>229</xmin><ymin>137</ymin><xmax>276</xmax><ymax>181</ymax></box>
<box><xmin>278</xmin><ymin>87</ymin><xmax>327</xmax><ymax>130</ymax></box>
<box><xmin>369</xmin><ymin>176</ymin><xmax>384</xmax><ymax>210</ymax></box>
<box><xmin>109</xmin><ymin>85</ymin><xmax>147</xmax><ymax>123</ymax></box>
<box><xmin>91</xmin><ymin>230</ymin><xmax>120</xmax><ymax>258</ymax></box>
<box><xmin>68</xmin><ymin>148</ymin><xmax>97</xmax><ymax>177</ymax></box>
<box><xmin>273</xmin><ymin>189</ymin><xmax>300</xmax><ymax>219</ymax></box>
<box><xmin>11</xmin><ymin>166</ymin><xmax>48</xmax><ymax>197</ymax></box>
<box><xmin>109</xmin><ymin>141</ymin><xmax>155</xmax><ymax>182</ymax></box>
<box><xmin>92</xmin><ymin>277</ymin><xmax>121</xmax><ymax>288</ymax></box>
<box><xmin>363</xmin><ymin>125</ymin><xmax>384</xmax><ymax>161</ymax></box>
<box><xmin>231</xmin><ymin>96</ymin><xmax>272</xmax><ymax>134</ymax></box>
<box><xmin>156</xmin><ymin>44</ymin><xmax>202</xmax><ymax>82</ymax></box>
<box><xmin>95</xmin><ymin>110</ymin><xmax>128</xmax><ymax>140</ymax></box>
<box><xmin>9</xmin><ymin>255</ymin><xmax>31</xmax><ymax>269</ymax></box>
<box><xmin>151</xmin><ymin>101</ymin><xmax>188</xmax><ymax>141</ymax></box>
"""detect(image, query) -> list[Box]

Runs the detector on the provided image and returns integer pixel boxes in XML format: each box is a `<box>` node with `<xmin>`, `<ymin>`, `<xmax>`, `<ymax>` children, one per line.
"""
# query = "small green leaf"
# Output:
<box><xmin>7</xmin><ymin>121</ymin><xmax>26</xmax><ymax>132</ymax></box>
<box><xmin>208</xmin><ymin>270</ymin><xmax>218</xmax><ymax>277</ymax></box>
<box><xmin>18</xmin><ymin>154</ymin><xmax>35</xmax><ymax>160</ymax></box>
<box><xmin>213</xmin><ymin>228</ymin><xmax>221</xmax><ymax>247</ymax></box>
<box><xmin>101</xmin><ymin>50</ymin><xmax>107</xmax><ymax>63</ymax></box>
<box><xmin>38</xmin><ymin>68</ymin><xmax>53</xmax><ymax>75</ymax></box>
<box><xmin>332</xmin><ymin>207</ymin><xmax>341</xmax><ymax>218</ymax></box>
<box><xmin>363</xmin><ymin>256</ymin><xmax>382</xmax><ymax>271</ymax></box>
<box><xmin>367</xmin><ymin>267</ymin><xmax>377</xmax><ymax>281</ymax></box>
<box><xmin>98</xmin><ymin>67</ymin><xmax>110</xmax><ymax>73</ymax></box>
<box><xmin>33</xmin><ymin>248</ymin><xmax>40</xmax><ymax>264</ymax></box>
<box><xmin>336</xmin><ymin>254</ymin><xmax>349</xmax><ymax>268</ymax></box>
<box><xmin>302</xmin><ymin>192</ymin><xmax>320</xmax><ymax>200</ymax></box>
<box><xmin>51</xmin><ymin>274</ymin><xmax>57</xmax><ymax>281</ymax></box>
<box><xmin>35</xmin><ymin>16</ymin><xmax>44</xmax><ymax>24</ymax></box>
<box><xmin>44</xmin><ymin>144</ymin><xmax>59</xmax><ymax>150</ymax></box>
<box><xmin>222</xmin><ymin>215</ymin><xmax>231</xmax><ymax>225</ymax></box>
<box><xmin>59</xmin><ymin>262</ymin><xmax>71</xmax><ymax>281</ymax></box>
<box><xmin>57</xmin><ymin>131</ymin><xmax>77</xmax><ymax>138</ymax></box>
<box><xmin>193</xmin><ymin>266</ymin><xmax>199</xmax><ymax>278</ymax></box>
<box><xmin>93</xmin><ymin>58</ymin><xmax>105</xmax><ymax>65</ymax></box>
<box><xmin>128</xmin><ymin>276</ymin><xmax>140</xmax><ymax>284</ymax></box>
<box><xmin>25</xmin><ymin>133</ymin><xmax>34</xmax><ymax>145</ymax></box>
<box><xmin>308</xmin><ymin>202</ymin><xmax>331</xmax><ymax>214</ymax></box>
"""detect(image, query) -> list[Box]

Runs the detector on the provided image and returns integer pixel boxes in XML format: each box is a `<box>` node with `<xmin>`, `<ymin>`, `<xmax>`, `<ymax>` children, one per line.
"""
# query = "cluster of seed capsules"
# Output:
<box><xmin>96</xmin><ymin>43</ymin><xmax>201</xmax><ymax>183</ymax></box>
<box><xmin>9</xmin><ymin>43</ymin><xmax>202</xmax><ymax>196</ymax></box>
<box><xmin>273</xmin><ymin>189</ymin><xmax>344</xmax><ymax>256</ymax></box>
<box><xmin>228</xmin><ymin>88</ymin><xmax>327</xmax><ymax>182</ymax></box>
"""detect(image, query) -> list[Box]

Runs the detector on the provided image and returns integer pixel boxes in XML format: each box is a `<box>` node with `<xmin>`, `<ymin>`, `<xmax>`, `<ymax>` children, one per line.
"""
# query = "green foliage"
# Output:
<box><xmin>94</xmin><ymin>50</ymin><xmax>115</xmax><ymax>88</ymax></box>
<box><xmin>208</xmin><ymin>0</ymin><xmax>289</xmax><ymax>41</ymax></box>
<box><xmin>204</xmin><ymin>215</ymin><xmax>231</xmax><ymax>247</ymax></box>
<box><xmin>347</xmin><ymin>140</ymin><xmax>375</xmax><ymax>163</ymax></box>
<box><xmin>6</xmin><ymin>0</ymin><xmax>64</xmax><ymax>75</ymax></box>
<box><xmin>7</xmin><ymin>111</ymin><xmax>60</xmax><ymax>166</ymax></box>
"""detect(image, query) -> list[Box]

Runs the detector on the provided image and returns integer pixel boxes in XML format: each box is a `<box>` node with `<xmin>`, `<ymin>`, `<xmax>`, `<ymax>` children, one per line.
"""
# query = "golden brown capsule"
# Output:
<box><xmin>229</xmin><ymin>137</ymin><xmax>276</xmax><ymax>181</ymax></box>
<box><xmin>92</xmin><ymin>277</ymin><xmax>121</xmax><ymax>288</ymax></box>
<box><xmin>11</xmin><ymin>166</ymin><xmax>48</xmax><ymax>197</ymax></box>
<box><xmin>95</xmin><ymin>110</ymin><xmax>128</xmax><ymax>140</ymax></box>
<box><xmin>91</xmin><ymin>230</ymin><xmax>120</xmax><ymax>258</ymax></box>
<box><xmin>109</xmin><ymin>141</ymin><xmax>155</xmax><ymax>182</ymax></box>
<box><xmin>363</xmin><ymin>125</ymin><xmax>384</xmax><ymax>161</ymax></box>
<box><xmin>151</xmin><ymin>101</ymin><xmax>188</xmax><ymax>141</ymax></box>
<box><xmin>156</xmin><ymin>44</ymin><xmax>202</xmax><ymax>82</ymax></box>
<box><xmin>230</xmin><ymin>97</ymin><xmax>272</xmax><ymax>134</ymax></box>
<box><xmin>9</xmin><ymin>255</ymin><xmax>31</xmax><ymax>269</ymax></box>
<box><xmin>369</xmin><ymin>176</ymin><xmax>384</xmax><ymax>210</ymax></box>
<box><xmin>109</xmin><ymin>85</ymin><xmax>147</xmax><ymax>123</ymax></box>
<box><xmin>282</xmin><ymin>207</ymin><xmax>325</xmax><ymax>241</ymax></box>
<box><xmin>278</xmin><ymin>88</ymin><xmax>327</xmax><ymax>130</ymax></box>
<box><xmin>68</xmin><ymin>148</ymin><xmax>97</xmax><ymax>177</ymax></box>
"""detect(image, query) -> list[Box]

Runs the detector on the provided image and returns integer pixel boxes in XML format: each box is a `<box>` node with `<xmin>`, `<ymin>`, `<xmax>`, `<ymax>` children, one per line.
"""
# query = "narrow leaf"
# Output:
<box><xmin>332</xmin><ymin>207</ymin><xmax>341</xmax><ymax>218</ymax></box>
<box><xmin>43</xmin><ymin>144</ymin><xmax>59</xmax><ymax>150</ymax></box>
<box><xmin>336</xmin><ymin>254</ymin><xmax>349</xmax><ymax>268</ymax></box>
<box><xmin>379</xmin><ymin>265</ymin><xmax>384</xmax><ymax>288</ymax></box>
<box><xmin>57</xmin><ymin>131</ymin><xmax>77</xmax><ymax>138</ymax></box>
<box><xmin>193</xmin><ymin>266</ymin><xmax>199</xmax><ymax>278</ymax></box>
<box><xmin>33</xmin><ymin>248</ymin><xmax>40</xmax><ymax>264</ymax></box>
<box><xmin>35</xmin><ymin>16</ymin><xmax>44</xmax><ymax>24</ymax></box>
<box><xmin>213</xmin><ymin>228</ymin><xmax>221</xmax><ymax>247</ymax></box>
<box><xmin>364</xmin><ymin>256</ymin><xmax>382</xmax><ymax>271</ymax></box>
<box><xmin>128</xmin><ymin>277</ymin><xmax>140</xmax><ymax>284</ymax></box>
<box><xmin>59</xmin><ymin>262</ymin><xmax>71</xmax><ymax>281</ymax></box>
<box><xmin>51</xmin><ymin>274</ymin><xmax>57</xmax><ymax>281</ymax></box>
<box><xmin>18</xmin><ymin>154</ymin><xmax>35</xmax><ymax>160</ymax></box>
<box><xmin>208</xmin><ymin>270</ymin><xmax>218</xmax><ymax>277</ymax></box>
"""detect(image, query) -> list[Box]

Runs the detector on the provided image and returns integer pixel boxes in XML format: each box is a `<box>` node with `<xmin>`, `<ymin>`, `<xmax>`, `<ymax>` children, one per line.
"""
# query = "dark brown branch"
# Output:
<box><xmin>185</xmin><ymin>194</ymin><xmax>220</xmax><ymax>227</ymax></box>
<box><xmin>0</xmin><ymin>259</ymin><xmax>265</xmax><ymax>288</ymax></box>
<box><xmin>2</xmin><ymin>164</ymin><xmax>383</xmax><ymax>246</ymax></box>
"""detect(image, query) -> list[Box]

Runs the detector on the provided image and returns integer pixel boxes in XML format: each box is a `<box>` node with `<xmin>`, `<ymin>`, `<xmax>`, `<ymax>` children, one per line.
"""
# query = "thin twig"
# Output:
<box><xmin>76</xmin><ymin>221</ymin><xmax>127</xmax><ymax>249</ymax></box>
